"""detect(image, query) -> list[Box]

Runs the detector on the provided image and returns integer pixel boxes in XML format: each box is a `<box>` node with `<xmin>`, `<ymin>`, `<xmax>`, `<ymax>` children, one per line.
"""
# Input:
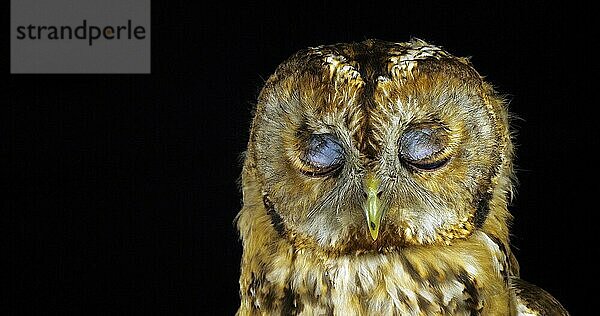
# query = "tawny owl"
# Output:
<box><xmin>236</xmin><ymin>39</ymin><xmax>568</xmax><ymax>315</ymax></box>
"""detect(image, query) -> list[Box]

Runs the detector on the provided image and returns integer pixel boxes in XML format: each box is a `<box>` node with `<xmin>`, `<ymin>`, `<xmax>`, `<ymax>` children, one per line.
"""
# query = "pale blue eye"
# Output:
<box><xmin>401</xmin><ymin>129</ymin><xmax>440</xmax><ymax>161</ymax></box>
<box><xmin>400</xmin><ymin>127</ymin><xmax>449</xmax><ymax>170</ymax></box>
<box><xmin>304</xmin><ymin>134</ymin><xmax>345</xmax><ymax>172</ymax></box>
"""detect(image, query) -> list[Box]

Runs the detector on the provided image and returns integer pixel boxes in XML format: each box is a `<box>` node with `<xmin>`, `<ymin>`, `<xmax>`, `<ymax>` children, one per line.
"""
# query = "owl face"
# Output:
<box><xmin>248</xmin><ymin>39</ymin><xmax>512</xmax><ymax>254</ymax></box>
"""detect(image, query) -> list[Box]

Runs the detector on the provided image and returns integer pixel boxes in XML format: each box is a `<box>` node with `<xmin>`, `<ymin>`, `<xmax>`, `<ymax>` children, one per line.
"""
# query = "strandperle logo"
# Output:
<box><xmin>11</xmin><ymin>0</ymin><xmax>150</xmax><ymax>74</ymax></box>
<box><xmin>15</xmin><ymin>19</ymin><xmax>147</xmax><ymax>46</ymax></box>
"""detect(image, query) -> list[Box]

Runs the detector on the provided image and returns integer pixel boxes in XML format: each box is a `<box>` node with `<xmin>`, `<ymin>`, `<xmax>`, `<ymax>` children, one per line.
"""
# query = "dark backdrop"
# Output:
<box><xmin>9</xmin><ymin>2</ymin><xmax>593</xmax><ymax>315</ymax></box>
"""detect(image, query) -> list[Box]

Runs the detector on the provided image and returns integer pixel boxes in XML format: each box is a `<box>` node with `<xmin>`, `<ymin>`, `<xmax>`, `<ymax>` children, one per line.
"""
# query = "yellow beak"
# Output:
<box><xmin>364</xmin><ymin>173</ymin><xmax>383</xmax><ymax>241</ymax></box>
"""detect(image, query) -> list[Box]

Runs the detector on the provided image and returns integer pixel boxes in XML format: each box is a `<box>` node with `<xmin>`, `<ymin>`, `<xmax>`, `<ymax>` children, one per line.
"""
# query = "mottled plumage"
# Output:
<box><xmin>236</xmin><ymin>39</ymin><xmax>568</xmax><ymax>315</ymax></box>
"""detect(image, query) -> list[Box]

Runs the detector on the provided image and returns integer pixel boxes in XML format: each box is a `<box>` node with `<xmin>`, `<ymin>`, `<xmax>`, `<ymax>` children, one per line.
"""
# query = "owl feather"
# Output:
<box><xmin>236</xmin><ymin>39</ymin><xmax>568</xmax><ymax>315</ymax></box>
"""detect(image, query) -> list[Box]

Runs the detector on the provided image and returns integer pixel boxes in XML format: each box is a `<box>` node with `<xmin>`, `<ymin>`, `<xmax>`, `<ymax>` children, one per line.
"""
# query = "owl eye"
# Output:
<box><xmin>400</xmin><ymin>127</ymin><xmax>449</xmax><ymax>171</ymax></box>
<box><xmin>301</xmin><ymin>133</ymin><xmax>345</xmax><ymax>175</ymax></box>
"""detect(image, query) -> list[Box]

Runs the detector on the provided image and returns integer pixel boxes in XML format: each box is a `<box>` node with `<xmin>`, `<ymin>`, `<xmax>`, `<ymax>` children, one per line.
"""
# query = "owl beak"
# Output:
<box><xmin>364</xmin><ymin>173</ymin><xmax>383</xmax><ymax>241</ymax></box>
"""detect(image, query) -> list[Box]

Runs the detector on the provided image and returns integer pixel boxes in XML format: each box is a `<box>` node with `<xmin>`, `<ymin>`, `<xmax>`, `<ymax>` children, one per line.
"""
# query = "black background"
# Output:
<box><xmin>8</xmin><ymin>2</ymin><xmax>594</xmax><ymax>315</ymax></box>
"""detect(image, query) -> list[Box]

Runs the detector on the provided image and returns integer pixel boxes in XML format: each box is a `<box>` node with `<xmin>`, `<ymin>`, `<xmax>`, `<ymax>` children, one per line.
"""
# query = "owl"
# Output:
<box><xmin>235</xmin><ymin>39</ymin><xmax>568</xmax><ymax>315</ymax></box>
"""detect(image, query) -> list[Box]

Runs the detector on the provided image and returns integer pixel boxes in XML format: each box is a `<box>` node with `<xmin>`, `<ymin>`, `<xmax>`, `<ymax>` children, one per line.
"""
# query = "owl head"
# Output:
<box><xmin>241</xmin><ymin>39</ymin><xmax>514</xmax><ymax>255</ymax></box>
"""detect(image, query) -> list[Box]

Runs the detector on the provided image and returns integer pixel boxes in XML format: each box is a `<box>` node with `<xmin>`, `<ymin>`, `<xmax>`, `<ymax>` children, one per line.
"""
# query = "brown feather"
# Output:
<box><xmin>236</xmin><ymin>39</ymin><xmax>567</xmax><ymax>315</ymax></box>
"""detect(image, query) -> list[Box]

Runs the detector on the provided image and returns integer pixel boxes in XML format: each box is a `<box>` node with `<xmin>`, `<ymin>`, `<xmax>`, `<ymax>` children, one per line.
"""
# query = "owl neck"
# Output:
<box><xmin>238</xmin><ymin>197</ymin><xmax>515</xmax><ymax>315</ymax></box>
<box><xmin>239</xmin><ymin>227</ymin><xmax>512</xmax><ymax>314</ymax></box>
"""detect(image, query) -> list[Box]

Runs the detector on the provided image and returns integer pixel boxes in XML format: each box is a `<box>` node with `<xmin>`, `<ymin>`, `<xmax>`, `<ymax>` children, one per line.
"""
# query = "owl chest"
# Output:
<box><xmin>286</xmin><ymin>253</ymin><xmax>483</xmax><ymax>315</ymax></box>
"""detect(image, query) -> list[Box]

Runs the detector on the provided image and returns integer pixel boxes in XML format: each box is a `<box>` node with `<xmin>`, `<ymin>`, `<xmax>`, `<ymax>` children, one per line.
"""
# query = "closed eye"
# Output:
<box><xmin>399</xmin><ymin>126</ymin><xmax>450</xmax><ymax>171</ymax></box>
<box><xmin>301</xmin><ymin>133</ymin><xmax>345</xmax><ymax>176</ymax></box>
